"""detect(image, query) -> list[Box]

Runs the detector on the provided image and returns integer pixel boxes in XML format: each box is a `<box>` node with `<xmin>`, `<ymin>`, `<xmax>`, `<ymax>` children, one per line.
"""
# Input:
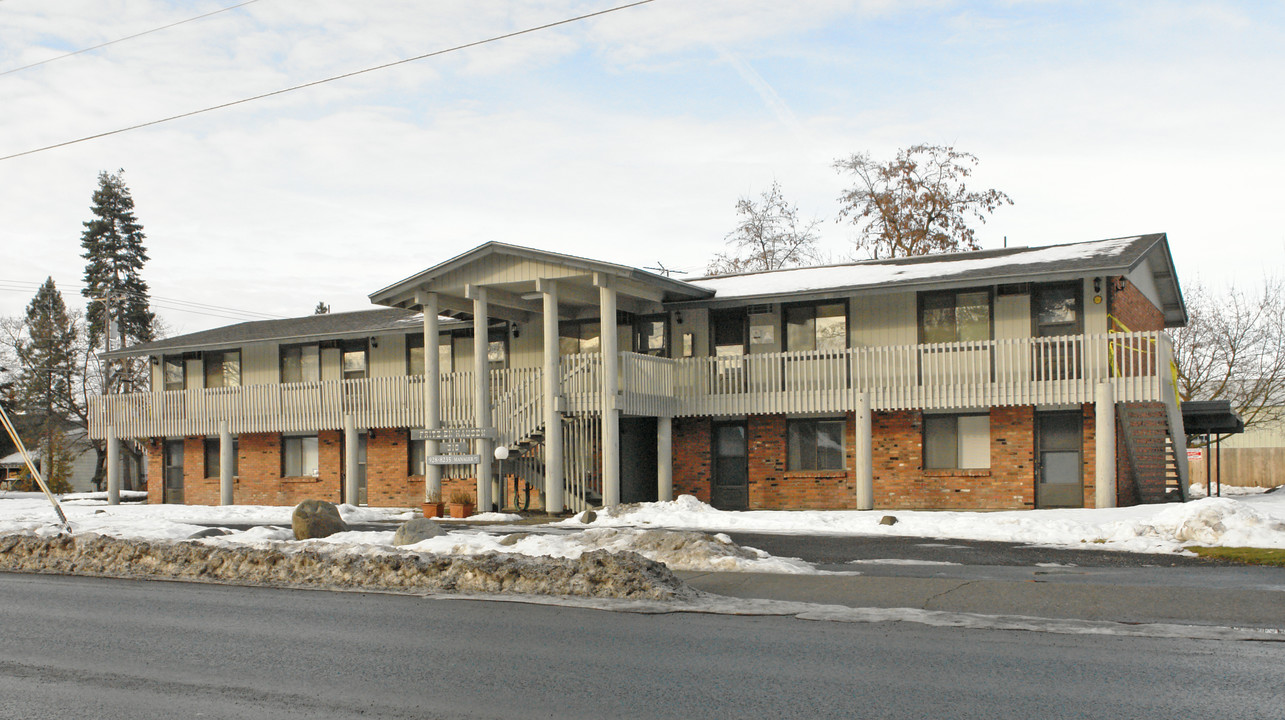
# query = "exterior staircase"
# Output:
<box><xmin>1118</xmin><ymin>402</ymin><xmax>1188</xmax><ymax>503</ymax></box>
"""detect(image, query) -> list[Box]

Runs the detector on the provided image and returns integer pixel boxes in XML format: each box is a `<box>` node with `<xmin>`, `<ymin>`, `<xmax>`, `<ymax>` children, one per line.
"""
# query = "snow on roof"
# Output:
<box><xmin>686</xmin><ymin>236</ymin><xmax>1145</xmax><ymax>300</ymax></box>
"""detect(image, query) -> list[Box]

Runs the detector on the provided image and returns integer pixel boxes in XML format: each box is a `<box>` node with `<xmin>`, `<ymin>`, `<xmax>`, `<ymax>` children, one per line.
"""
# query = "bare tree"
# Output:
<box><xmin>707</xmin><ymin>181</ymin><xmax>825</xmax><ymax>275</ymax></box>
<box><xmin>834</xmin><ymin>144</ymin><xmax>1012</xmax><ymax>259</ymax></box>
<box><xmin>1173</xmin><ymin>277</ymin><xmax>1285</xmax><ymax>430</ymax></box>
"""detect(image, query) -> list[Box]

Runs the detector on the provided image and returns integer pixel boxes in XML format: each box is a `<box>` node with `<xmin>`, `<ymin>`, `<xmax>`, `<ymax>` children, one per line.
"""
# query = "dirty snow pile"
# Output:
<box><xmin>0</xmin><ymin>492</ymin><xmax>810</xmax><ymax>580</ymax></box>
<box><xmin>0</xmin><ymin>533</ymin><xmax>692</xmax><ymax>600</ymax></box>
<box><xmin>559</xmin><ymin>490</ymin><xmax>1285</xmax><ymax>555</ymax></box>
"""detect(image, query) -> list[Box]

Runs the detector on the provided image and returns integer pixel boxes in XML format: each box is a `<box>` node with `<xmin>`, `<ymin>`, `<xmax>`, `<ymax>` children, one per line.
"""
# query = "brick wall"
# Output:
<box><xmin>1109</xmin><ymin>275</ymin><xmax>1165</xmax><ymax>332</ymax></box>
<box><xmin>872</xmin><ymin>407</ymin><xmax>1036</xmax><ymax>510</ymax></box>
<box><xmin>673</xmin><ymin>417</ymin><xmax>711</xmax><ymax>503</ymax></box>
<box><xmin>670</xmin><ymin>407</ymin><xmax>1060</xmax><ymax>511</ymax></box>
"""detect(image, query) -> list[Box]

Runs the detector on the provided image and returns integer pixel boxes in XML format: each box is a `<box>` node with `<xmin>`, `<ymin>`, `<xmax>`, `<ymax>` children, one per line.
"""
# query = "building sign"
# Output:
<box><xmin>412</xmin><ymin>427</ymin><xmax>495</xmax><ymax>441</ymax></box>
<box><xmin>438</xmin><ymin>439</ymin><xmax>469</xmax><ymax>455</ymax></box>
<box><xmin>427</xmin><ymin>454</ymin><xmax>482</xmax><ymax>466</ymax></box>
<box><xmin>1187</xmin><ymin>448</ymin><xmax>1203</xmax><ymax>462</ymax></box>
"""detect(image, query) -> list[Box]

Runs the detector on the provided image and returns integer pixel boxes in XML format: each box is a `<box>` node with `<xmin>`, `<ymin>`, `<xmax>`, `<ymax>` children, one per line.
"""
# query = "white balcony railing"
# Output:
<box><xmin>90</xmin><ymin>332</ymin><xmax>1173</xmax><ymax>440</ymax></box>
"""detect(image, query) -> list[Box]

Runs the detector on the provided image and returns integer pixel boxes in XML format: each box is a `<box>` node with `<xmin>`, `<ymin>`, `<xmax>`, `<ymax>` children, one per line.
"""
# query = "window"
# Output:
<box><xmin>711</xmin><ymin>309</ymin><xmax>746</xmax><ymax>356</ymax></box>
<box><xmin>204</xmin><ymin>350</ymin><xmax>241</xmax><ymax>388</ymax></box>
<box><xmin>1033</xmin><ymin>283</ymin><xmax>1082</xmax><ymax>337</ymax></box>
<box><xmin>924</xmin><ymin>413</ymin><xmax>990</xmax><ymax>469</ymax></box>
<box><xmin>204</xmin><ymin>437</ymin><xmax>238</xmax><ymax>478</ymax></box>
<box><xmin>787</xmin><ymin>418</ymin><xmax>846</xmax><ymax>471</ymax></box>
<box><xmin>487</xmin><ymin>331</ymin><xmax>508</xmax><ymax>372</ymax></box>
<box><xmin>785</xmin><ymin>302</ymin><xmax>847</xmax><ymax>352</ymax></box>
<box><xmin>634</xmin><ymin>315</ymin><xmax>667</xmax><ymax>356</ymax></box>
<box><xmin>560</xmin><ymin>321</ymin><xmax>600</xmax><ymax>356</ymax></box>
<box><xmin>408</xmin><ymin>334</ymin><xmax>453</xmax><ymax>376</ymax></box>
<box><xmin>282</xmin><ymin>435</ymin><xmax>319</xmax><ymax>477</ymax></box>
<box><xmin>342</xmin><ymin>341</ymin><xmax>368</xmax><ymax>380</ymax></box>
<box><xmin>162</xmin><ymin>355</ymin><xmax>186</xmax><ymax>391</ymax></box>
<box><xmin>280</xmin><ymin>344</ymin><xmax>320</xmax><ymax>383</ymax></box>
<box><xmin>920</xmin><ymin>290</ymin><xmax>992</xmax><ymax>344</ymax></box>
<box><xmin>409</xmin><ymin>434</ymin><xmax>426</xmax><ymax>476</ymax></box>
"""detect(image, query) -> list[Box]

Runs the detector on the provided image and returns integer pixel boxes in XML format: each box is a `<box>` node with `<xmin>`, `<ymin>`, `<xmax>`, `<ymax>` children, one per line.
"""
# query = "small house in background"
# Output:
<box><xmin>0</xmin><ymin>425</ymin><xmax>97</xmax><ymax>493</ymax></box>
<box><xmin>89</xmin><ymin>234</ymin><xmax>1190</xmax><ymax>512</ymax></box>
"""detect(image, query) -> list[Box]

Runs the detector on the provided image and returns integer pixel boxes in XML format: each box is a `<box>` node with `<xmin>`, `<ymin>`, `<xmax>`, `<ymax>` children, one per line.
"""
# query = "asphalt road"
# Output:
<box><xmin>2</xmin><ymin>572</ymin><xmax>1282</xmax><ymax>720</ymax></box>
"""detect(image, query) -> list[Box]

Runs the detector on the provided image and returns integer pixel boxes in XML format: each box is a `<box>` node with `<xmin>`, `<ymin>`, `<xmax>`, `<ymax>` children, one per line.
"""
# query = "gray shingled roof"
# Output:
<box><xmin>103</xmin><ymin>308</ymin><xmax>426</xmax><ymax>359</ymax></box>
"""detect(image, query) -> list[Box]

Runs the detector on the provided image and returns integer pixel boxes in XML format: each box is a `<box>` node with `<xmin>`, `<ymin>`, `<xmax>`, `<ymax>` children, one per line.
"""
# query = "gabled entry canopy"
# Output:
<box><xmin>369</xmin><ymin>242</ymin><xmax>713</xmax><ymax>318</ymax></box>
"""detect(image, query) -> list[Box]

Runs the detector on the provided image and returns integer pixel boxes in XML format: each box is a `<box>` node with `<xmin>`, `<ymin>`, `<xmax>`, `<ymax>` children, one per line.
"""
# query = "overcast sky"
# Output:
<box><xmin>2</xmin><ymin>0</ymin><xmax>1282</xmax><ymax>337</ymax></box>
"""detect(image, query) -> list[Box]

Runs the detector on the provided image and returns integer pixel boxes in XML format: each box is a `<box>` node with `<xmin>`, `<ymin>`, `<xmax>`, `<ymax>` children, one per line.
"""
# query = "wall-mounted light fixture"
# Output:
<box><xmin>512</xmin><ymin>324</ymin><xmax>520</xmax><ymax>339</ymax></box>
<box><xmin>675</xmin><ymin>311</ymin><xmax>683</xmax><ymax>325</ymax></box>
<box><xmin>370</xmin><ymin>337</ymin><xmax>379</xmax><ymax>348</ymax></box>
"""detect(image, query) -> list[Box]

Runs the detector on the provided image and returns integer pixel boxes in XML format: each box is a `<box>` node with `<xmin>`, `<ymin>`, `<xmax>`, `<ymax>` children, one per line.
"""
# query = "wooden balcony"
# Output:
<box><xmin>90</xmin><ymin>331</ymin><xmax>1175</xmax><ymax>441</ymax></box>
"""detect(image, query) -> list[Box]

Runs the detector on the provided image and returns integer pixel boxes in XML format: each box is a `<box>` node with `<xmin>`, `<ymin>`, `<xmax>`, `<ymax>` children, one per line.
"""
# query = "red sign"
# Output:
<box><xmin>1187</xmin><ymin>449</ymin><xmax>1203</xmax><ymax>462</ymax></box>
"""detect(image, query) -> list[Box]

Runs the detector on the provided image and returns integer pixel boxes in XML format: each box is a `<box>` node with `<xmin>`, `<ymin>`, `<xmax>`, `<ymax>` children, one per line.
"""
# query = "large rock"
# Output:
<box><xmin>292</xmin><ymin>500</ymin><xmax>349</xmax><ymax>540</ymax></box>
<box><xmin>392</xmin><ymin>518</ymin><xmax>445</xmax><ymax>546</ymax></box>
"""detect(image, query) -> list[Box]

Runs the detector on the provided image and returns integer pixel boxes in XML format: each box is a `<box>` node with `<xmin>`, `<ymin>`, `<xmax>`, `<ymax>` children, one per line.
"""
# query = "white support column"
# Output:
<box><xmin>657</xmin><ymin>416</ymin><xmax>672</xmax><ymax>502</ymax></box>
<box><xmin>469</xmin><ymin>285</ymin><xmax>493</xmax><ymax>512</ymax></box>
<box><xmin>538</xmin><ymin>279</ymin><xmax>564</xmax><ymax>514</ymax></box>
<box><xmin>855</xmin><ymin>391</ymin><xmax>873</xmax><ymax>510</ymax></box>
<box><xmin>219</xmin><ymin>420</ymin><xmax>234</xmax><ymax>506</ymax></box>
<box><xmin>418</xmin><ymin>292</ymin><xmax>442</xmax><ymax>504</ymax></box>
<box><xmin>343</xmin><ymin>414</ymin><xmax>358</xmax><ymax>506</ymax></box>
<box><xmin>597</xmin><ymin>275</ymin><xmax>620</xmax><ymax>508</ymax></box>
<box><xmin>106</xmin><ymin>424</ymin><xmax>120</xmax><ymax>506</ymax></box>
<box><xmin>1095</xmin><ymin>381</ymin><xmax>1116</xmax><ymax>508</ymax></box>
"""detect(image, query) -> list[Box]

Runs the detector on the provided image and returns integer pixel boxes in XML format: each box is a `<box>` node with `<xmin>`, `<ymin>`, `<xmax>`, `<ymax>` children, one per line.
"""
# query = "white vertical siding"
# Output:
<box><xmin>242</xmin><ymin>342</ymin><xmax>279</xmax><ymax>385</ymax></box>
<box><xmin>674</xmin><ymin>308</ymin><xmax>708</xmax><ymax>357</ymax></box>
<box><xmin>1083</xmin><ymin>277</ymin><xmax>1108</xmax><ymax>335</ymax></box>
<box><xmin>994</xmin><ymin>293</ymin><xmax>1030</xmax><ymax>340</ymax></box>
<box><xmin>321</xmin><ymin>347</ymin><xmax>341</xmax><ymax>382</ymax></box>
<box><xmin>370</xmin><ymin>333</ymin><xmax>405</xmax><ymax>377</ymax></box>
<box><xmin>851</xmin><ymin>293</ymin><xmax>916</xmax><ymax>347</ymax></box>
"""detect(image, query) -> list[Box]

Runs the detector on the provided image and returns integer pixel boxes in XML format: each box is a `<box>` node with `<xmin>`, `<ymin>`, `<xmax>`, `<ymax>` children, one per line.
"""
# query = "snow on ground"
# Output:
<box><xmin>0</xmin><ymin>492</ymin><xmax>808</xmax><ymax>573</ymax></box>
<box><xmin>3</xmin><ymin>485</ymin><xmax>1284</xmax><ymax>576</ymax></box>
<box><xmin>555</xmin><ymin>490</ymin><xmax>1285</xmax><ymax>555</ymax></box>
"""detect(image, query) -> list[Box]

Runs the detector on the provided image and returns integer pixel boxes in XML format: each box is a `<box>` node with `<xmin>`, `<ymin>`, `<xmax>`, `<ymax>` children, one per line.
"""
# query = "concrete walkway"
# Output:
<box><xmin>676</xmin><ymin>569</ymin><xmax>1285</xmax><ymax>629</ymax></box>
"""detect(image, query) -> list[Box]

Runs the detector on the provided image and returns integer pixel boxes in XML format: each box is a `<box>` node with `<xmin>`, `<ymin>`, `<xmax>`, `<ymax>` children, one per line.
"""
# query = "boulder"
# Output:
<box><xmin>879</xmin><ymin>515</ymin><xmax>898</xmax><ymax>526</ymax></box>
<box><xmin>187</xmin><ymin>527</ymin><xmax>232</xmax><ymax>539</ymax></box>
<box><xmin>292</xmin><ymin>499</ymin><xmax>349</xmax><ymax>540</ymax></box>
<box><xmin>580</xmin><ymin>510</ymin><xmax>597</xmax><ymax>524</ymax></box>
<box><xmin>392</xmin><ymin>518</ymin><xmax>446</xmax><ymax>546</ymax></box>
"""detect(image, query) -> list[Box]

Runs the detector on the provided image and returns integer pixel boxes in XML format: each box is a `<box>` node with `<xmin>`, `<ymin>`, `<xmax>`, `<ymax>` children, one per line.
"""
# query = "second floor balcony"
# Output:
<box><xmin>90</xmin><ymin>331</ymin><xmax>1176</xmax><ymax>442</ymax></box>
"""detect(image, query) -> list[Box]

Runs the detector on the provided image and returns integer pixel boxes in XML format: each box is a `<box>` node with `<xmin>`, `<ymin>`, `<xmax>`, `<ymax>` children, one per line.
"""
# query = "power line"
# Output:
<box><xmin>0</xmin><ymin>279</ymin><xmax>284</xmax><ymax>321</ymax></box>
<box><xmin>1</xmin><ymin>1</ymin><xmax>263</xmax><ymax>77</ymax></box>
<box><xmin>0</xmin><ymin>0</ymin><xmax>658</xmax><ymax>162</ymax></box>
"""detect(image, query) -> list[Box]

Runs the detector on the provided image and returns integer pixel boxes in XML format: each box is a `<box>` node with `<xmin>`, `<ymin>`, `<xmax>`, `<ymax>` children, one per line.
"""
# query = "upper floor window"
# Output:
<box><xmin>342</xmin><ymin>340</ymin><xmax>368</xmax><ymax>380</ymax></box>
<box><xmin>408</xmin><ymin>334</ymin><xmax>455</xmax><ymax>376</ymax></box>
<box><xmin>1033</xmin><ymin>283</ymin><xmax>1082</xmax><ymax>337</ymax></box>
<box><xmin>204</xmin><ymin>349</ymin><xmax>241</xmax><ymax>388</ymax></box>
<box><xmin>280</xmin><ymin>344</ymin><xmax>320</xmax><ymax>383</ymax></box>
<box><xmin>162</xmin><ymin>355</ymin><xmax>186</xmax><ymax>391</ymax></box>
<box><xmin>633</xmin><ymin>315</ymin><xmax>667</xmax><ymax>356</ymax></box>
<box><xmin>560</xmin><ymin>321</ymin><xmax>600</xmax><ymax>356</ymax></box>
<box><xmin>919</xmin><ymin>289</ymin><xmax>992</xmax><ymax>344</ymax></box>
<box><xmin>785</xmin><ymin>302</ymin><xmax>847</xmax><ymax>352</ymax></box>
<box><xmin>711</xmin><ymin>309</ymin><xmax>747</xmax><ymax>357</ymax></box>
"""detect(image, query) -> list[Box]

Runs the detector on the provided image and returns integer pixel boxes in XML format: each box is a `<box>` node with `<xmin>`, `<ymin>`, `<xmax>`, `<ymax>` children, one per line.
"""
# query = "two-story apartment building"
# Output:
<box><xmin>91</xmin><ymin>233</ymin><xmax>1189</xmax><ymax>513</ymax></box>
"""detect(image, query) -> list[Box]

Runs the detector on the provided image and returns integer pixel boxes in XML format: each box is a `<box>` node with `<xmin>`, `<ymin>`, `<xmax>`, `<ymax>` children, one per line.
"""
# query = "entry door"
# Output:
<box><xmin>1036</xmin><ymin>412</ymin><xmax>1083</xmax><ymax>508</ymax></box>
<box><xmin>711</xmin><ymin>422</ymin><xmax>748</xmax><ymax>510</ymax></box>
<box><xmin>164</xmin><ymin>439</ymin><xmax>184</xmax><ymax>504</ymax></box>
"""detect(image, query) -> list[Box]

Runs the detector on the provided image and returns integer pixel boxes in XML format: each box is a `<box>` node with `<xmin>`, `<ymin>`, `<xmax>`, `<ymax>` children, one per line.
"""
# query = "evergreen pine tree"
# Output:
<box><xmin>80</xmin><ymin>170</ymin><xmax>156</xmax><ymax>364</ymax></box>
<box><xmin>15</xmin><ymin>278</ymin><xmax>78</xmax><ymax>419</ymax></box>
<box><xmin>14</xmin><ymin>279</ymin><xmax>80</xmax><ymax>493</ymax></box>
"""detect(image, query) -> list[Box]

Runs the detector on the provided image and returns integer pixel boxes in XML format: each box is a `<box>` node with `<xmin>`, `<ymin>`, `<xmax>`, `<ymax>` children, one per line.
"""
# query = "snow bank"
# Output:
<box><xmin>559</xmin><ymin>493</ymin><xmax>1285</xmax><ymax>554</ymax></box>
<box><xmin>0</xmin><ymin>533</ymin><xmax>694</xmax><ymax>601</ymax></box>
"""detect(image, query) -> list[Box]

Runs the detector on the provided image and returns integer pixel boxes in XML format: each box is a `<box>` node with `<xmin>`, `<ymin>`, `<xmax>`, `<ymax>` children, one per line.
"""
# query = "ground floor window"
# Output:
<box><xmin>282</xmin><ymin>435</ymin><xmax>319</xmax><ymax>477</ymax></box>
<box><xmin>924</xmin><ymin>413</ymin><xmax>990</xmax><ymax>469</ymax></box>
<box><xmin>203</xmin><ymin>437</ymin><xmax>238</xmax><ymax>478</ymax></box>
<box><xmin>787</xmin><ymin>418</ymin><xmax>846</xmax><ymax>471</ymax></box>
<box><xmin>409</xmin><ymin>435</ymin><xmax>426</xmax><ymax>476</ymax></box>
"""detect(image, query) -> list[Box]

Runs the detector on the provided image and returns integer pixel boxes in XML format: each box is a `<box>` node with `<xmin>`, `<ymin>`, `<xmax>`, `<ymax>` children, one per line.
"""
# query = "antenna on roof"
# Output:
<box><xmin>1003</xmin><ymin>236</ymin><xmax>1008</xmax><ymax>248</ymax></box>
<box><xmin>644</xmin><ymin>261</ymin><xmax>682</xmax><ymax>278</ymax></box>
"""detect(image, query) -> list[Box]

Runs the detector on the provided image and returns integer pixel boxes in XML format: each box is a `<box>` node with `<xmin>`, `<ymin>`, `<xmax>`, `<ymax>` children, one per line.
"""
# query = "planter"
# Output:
<box><xmin>448</xmin><ymin>502</ymin><xmax>475</xmax><ymax>519</ymax></box>
<box><xmin>421</xmin><ymin>502</ymin><xmax>445</xmax><ymax>518</ymax></box>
